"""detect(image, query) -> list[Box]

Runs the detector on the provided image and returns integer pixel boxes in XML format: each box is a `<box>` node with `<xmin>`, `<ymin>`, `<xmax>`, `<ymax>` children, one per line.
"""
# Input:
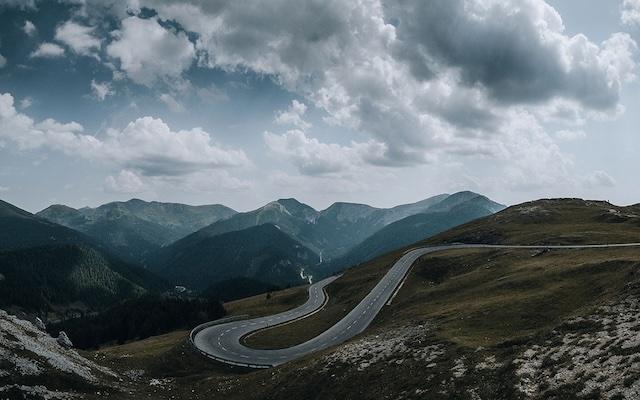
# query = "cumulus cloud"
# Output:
<box><xmin>30</xmin><ymin>42</ymin><xmax>65</xmax><ymax>58</ymax></box>
<box><xmin>275</xmin><ymin>100</ymin><xmax>311</xmax><ymax>130</ymax></box>
<box><xmin>131</xmin><ymin>0</ymin><xmax>636</xmax><ymax>179</ymax></box>
<box><xmin>90</xmin><ymin>80</ymin><xmax>113</xmax><ymax>101</ymax></box>
<box><xmin>265</xmin><ymin>130</ymin><xmax>359</xmax><ymax>175</ymax></box>
<box><xmin>104</xmin><ymin>169</ymin><xmax>146</xmax><ymax>193</ymax></box>
<box><xmin>55</xmin><ymin>20</ymin><xmax>101</xmax><ymax>56</ymax></box>
<box><xmin>622</xmin><ymin>0</ymin><xmax>640</xmax><ymax>26</ymax></box>
<box><xmin>0</xmin><ymin>92</ymin><xmax>248</xmax><ymax>180</ymax></box>
<box><xmin>106</xmin><ymin>16</ymin><xmax>195</xmax><ymax>86</ymax></box>
<box><xmin>23</xmin><ymin>20</ymin><xmax>37</xmax><ymax>36</ymax></box>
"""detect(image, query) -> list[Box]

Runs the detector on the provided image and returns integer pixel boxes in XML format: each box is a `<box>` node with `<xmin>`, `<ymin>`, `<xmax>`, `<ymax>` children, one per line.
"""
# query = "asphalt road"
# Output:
<box><xmin>193</xmin><ymin>243</ymin><xmax>640</xmax><ymax>368</ymax></box>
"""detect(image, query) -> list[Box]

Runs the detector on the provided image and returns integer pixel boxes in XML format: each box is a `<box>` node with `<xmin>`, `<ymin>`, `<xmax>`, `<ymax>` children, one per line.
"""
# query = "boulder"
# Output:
<box><xmin>34</xmin><ymin>317</ymin><xmax>46</xmax><ymax>331</ymax></box>
<box><xmin>57</xmin><ymin>331</ymin><xmax>74</xmax><ymax>349</ymax></box>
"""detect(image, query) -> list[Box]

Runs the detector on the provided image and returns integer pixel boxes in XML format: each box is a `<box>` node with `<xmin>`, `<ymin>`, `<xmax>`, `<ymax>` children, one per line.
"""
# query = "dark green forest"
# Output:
<box><xmin>51</xmin><ymin>294</ymin><xmax>226</xmax><ymax>349</ymax></box>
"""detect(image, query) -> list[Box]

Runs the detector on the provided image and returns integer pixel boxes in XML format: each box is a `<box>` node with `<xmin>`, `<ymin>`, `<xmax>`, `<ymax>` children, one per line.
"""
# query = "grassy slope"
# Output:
<box><xmin>246</xmin><ymin>199</ymin><xmax>640</xmax><ymax>349</ymax></box>
<box><xmin>86</xmin><ymin>198</ymin><xmax>640</xmax><ymax>399</ymax></box>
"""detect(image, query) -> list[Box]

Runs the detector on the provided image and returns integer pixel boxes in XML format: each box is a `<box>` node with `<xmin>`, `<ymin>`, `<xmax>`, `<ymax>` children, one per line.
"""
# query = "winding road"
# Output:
<box><xmin>192</xmin><ymin>243</ymin><xmax>640</xmax><ymax>368</ymax></box>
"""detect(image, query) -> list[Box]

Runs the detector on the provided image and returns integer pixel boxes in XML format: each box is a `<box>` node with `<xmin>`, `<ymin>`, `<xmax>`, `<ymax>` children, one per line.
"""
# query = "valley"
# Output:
<box><xmin>3</xmin><ymin>196</ymin><xmax>640</xmax><ymax>399</ymax></box>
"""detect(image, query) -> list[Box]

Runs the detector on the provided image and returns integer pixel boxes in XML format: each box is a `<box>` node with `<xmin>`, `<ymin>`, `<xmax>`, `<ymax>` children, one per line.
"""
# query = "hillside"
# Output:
<box><xmin>0</xmin><ymin>199</ymin><xmax>167</xmax><ymax>317</ymax></box>
<box><xmin>37</xmin><ymin>199</ymin><xmax>236</xmax><ymax>264</ymax></box>
<box><xmin>423</xmin><ymin>198</ymin><xmax>640</xmax><ymax>245</ymax></box>
<box><xmin>328</xmin><ymin>192</ymin><xmax>505</xmax><ymax>273</ymax></box>
<box><xmin>0</xmin><ymin>244</ymin><xmax>166</xmax><ymax>317</ymax></box>
<box><xmin>0</xmin><ymin>310</ymin><xmax>120</xmax><ymax>399</ymax></box>
<box><xmin>154</xmin><ymin>224</ymin><xmax>319</xmax><ymax>290</ymax></box>
<box><xmin>0</xmin><ymin>199</ymin><xmax>93</xmax><ymax>251</ymax></box>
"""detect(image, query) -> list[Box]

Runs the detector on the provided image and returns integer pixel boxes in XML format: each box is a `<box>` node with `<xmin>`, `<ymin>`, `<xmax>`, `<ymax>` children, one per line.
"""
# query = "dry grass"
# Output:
<box><xmin>243</xmin><ymin>251</ymin><xmax>401</xmax><ymax>349</ymax></box>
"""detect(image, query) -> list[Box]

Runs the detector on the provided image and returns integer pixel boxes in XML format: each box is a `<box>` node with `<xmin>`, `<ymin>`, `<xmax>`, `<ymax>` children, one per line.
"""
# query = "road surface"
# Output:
<box><xmin>192</xmin><ymin>243</ymin><xmax>640</xmax><ymax>368</ymax></box>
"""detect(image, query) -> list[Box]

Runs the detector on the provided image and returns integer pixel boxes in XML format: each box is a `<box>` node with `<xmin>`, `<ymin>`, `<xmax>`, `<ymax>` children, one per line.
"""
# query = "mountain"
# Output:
<box><xmin>326</xmin><ymin>193</ymin><xmax>505</xmax><ymax>272</ymax></box>
<box><xmin>0</xmin><ymin>199</ymin><xmax>93</xmax><ymax>250</ymax></box>
<box><xmin>0</xmin><ymin>199</ymin><xmax>166</xmax><ymax>315</ymax></box>
<box><xmin>153</xmin><ymin>224</ymin><xmax>319</xmax><ymax>291</ymax></box>
<box><xmin>37</xmin><ymin>199</ymin><xmax>236</xmax><ymax>264</ymax></box>
<box><xmin>173</xmin><ymin>194</ymin><xmax>454</xmax><ymax>262</ymax></box>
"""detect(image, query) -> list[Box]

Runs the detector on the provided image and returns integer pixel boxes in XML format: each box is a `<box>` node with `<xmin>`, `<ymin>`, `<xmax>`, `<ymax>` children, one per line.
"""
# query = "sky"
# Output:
<box><xmin>0</xmin><ymin>0</ymin><xmax>639</xmax><ymax>213</ymax></box>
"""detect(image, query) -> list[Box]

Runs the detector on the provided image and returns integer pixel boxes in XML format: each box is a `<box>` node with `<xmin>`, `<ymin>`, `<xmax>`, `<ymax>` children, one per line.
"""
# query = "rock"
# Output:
<box><xmin>57</xmin><ymin>331</ymin><xmax>74</xmax><ymax>349</ymax></box>
<box><xmin>34</xmin><ymin>317</ymin><xmax>46</xmax><ymax>331</ymax></box>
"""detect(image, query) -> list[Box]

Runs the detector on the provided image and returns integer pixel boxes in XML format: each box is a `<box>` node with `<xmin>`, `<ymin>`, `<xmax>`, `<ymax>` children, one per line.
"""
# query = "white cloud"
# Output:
<box><xmin>0</xmin><ymin>53</ymin><xmax>6</xmax><ymax>68</ymax></box>
<box><xmin>159</xmin><ymin>93</ymin><xmax>184</xmax><ymax>112</ymax></box>
<box><xmin>23</xmin><ymin>20</ymin><xmax>37</xmax><ymax>36</ymax></box>
<box><xmin>104</xmin><ymin>170</ymin><xmax>146</xmax><ymax>193</ymax></box>
<box><xmin>30</xmin><ymin>42</ymin><xmax>65</xmax><ymax>58</ymax></box>
<box><xmin>264</xmin><ymin>129</ymin><xmax>386</xmax><ymax>176</ymax></box>
<box><xmin>0</xmin><ymin>92</ymin><xmax>248</xmax><ymax>180</ymax></box>
<box><xmin>555</xmin><ymin>129</ymin><xmax>587</xmax><ymax>141</ymax></box>
<box><xmin>140</xmin><ymin>0</ymin><xmax>636</xmax><ymax>182</ymax></box>
<box><xmin>90</xmin><ymin>80</ymin><xmax>113</xmax><ymax>101</ymax></box>
<box><xmin>622</xmin><ymin>0</ymin><xmax>640</xmax><ymax>26</ymax></box>
<box><xmin>584</xmin><ymin>170</ymin><xmax>616</xmax><ymax>188</ymax></box>
<box><xmin>106</xmin><ymin>16</ymin><xmax>195</xmax><ymax>86</ymax></box>
<box><xmin>275</xmin><ymin>100</ymin><xmax>311</xmax><ymax>130</ymax></box>
<box><xmin>55</xmin><ymin>21</ymin><xmax>101</xmax><ymax>56</ymax></box>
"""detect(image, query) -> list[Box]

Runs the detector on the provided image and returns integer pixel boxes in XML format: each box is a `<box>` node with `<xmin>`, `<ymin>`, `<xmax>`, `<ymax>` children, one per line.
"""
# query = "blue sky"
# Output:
<box><xmin>0</xmin><ymin>0</ymin><xmax>639</xmax><ymax>212</ymax></box>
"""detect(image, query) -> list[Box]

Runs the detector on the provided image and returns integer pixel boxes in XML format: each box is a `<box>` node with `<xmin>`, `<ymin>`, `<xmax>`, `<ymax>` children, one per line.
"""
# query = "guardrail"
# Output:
<box><xmin>188</xmin><ymin>314</ymin><xmax>274</xmax><ymax>369</ymax></box>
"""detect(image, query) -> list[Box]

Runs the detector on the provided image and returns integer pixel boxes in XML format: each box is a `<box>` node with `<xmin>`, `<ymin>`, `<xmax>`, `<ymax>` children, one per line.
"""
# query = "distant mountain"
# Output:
<box><xmin>153</xmin><ymin>224</ymin><xmax>319</xmax><ymax>291</ymax></box>
<box><xmin>324</xmin><ymin>192</ymin><xmax>505</xmax><ymax>274</ymax></box>
<box><xmin>0</xmin><ymin>199</ymin><xmax>92</xmax><ymax>250</ymax></box>
<box><xmin>37</xmin><ymin>199</ymin><xmax>236</xmax><ymax>264</ymax></box>
<box><xmin>0</xmin><ymin>199</ymin><xmax>166</xmax><ymax>315</ymax></box>
<box><xmin>174</xmin><ymin>194</ymin><xmax>452</xmax><ymax>262</ymax></box>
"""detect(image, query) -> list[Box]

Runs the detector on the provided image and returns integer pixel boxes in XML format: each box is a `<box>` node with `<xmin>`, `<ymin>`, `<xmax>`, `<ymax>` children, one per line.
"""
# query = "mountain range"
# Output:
<box><xmin>150</xmin><ymin>191</ymin><xmax>504</xmax><ymax>288</ymax></box>
<box><xmin>3</xmin><ymin>191</ymin><xmax>504</xmax><ymax>314</ymax></box>
<box><xmin>37</xmin><ymin>199</ymin><xmax>236</xmax><ymax>264</ymax></box>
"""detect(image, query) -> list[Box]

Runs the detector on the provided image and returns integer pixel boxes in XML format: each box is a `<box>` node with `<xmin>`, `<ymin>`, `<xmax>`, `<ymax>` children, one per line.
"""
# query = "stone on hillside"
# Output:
<box><xmin>34</xmin><ymin>317</ymin><xmax>46</xmax><ymax>331</ymax></box>
<box><xmin>57</xmin><ymin>331</ymin><xmax>74</xmax><ymax>349</ymax></box>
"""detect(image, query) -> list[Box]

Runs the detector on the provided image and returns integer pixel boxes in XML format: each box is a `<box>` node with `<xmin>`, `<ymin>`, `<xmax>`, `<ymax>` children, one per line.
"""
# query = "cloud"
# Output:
<box><xmin>389</xmin><ymin>1</ymin><xmax>636</xmax><ymax>110</ymax></box>
<box><xmin>19</xmin><ymin>97</ymin><xmax>33</xmax><ymax>109</ymax></box>
<box><xmin>159</xmin><ymin>93</ymin><xmax>184</xmax><ymax>112</ymax></box>
<box><xmin>622</xmin><ymin>0</ymin><xmax>640</xmax><ymax>26</ymax></box>
<box><xmin>275</xmin><ymin>100</ymin><xmax>311</xmax><ymax>130</ymax></box>
<box><xmin>0</xmin><ymin>185</ymin><xmax>9</xmax><ymax>193</ymax></box>
<box><xmin>90</xmin><ymin>80</ymin><xmax>113</xmax><ymax>101</ymax></box>
<box><xmin>23</xmin><ymin>20</ymin><xmax>37</xmax><ymax>36</ymax></box>
<box><xmin>135</xmin><ymin>0</ymin><xmax>635</xmax><ymax>178</ymax></box>
<box><xmin>106</xmin><ymin>16</ymin><xmax>195</xmax><ymax>86</ymax></box>
<box><xmin>264</xmin><ymin>129</ymin><xmax>386</xmax><ymax>175</ymax></box>
<box><xmin>555</xmin><ymin>129</ymin><xmax>587</xmax><ymax>141</ymax></box>
<box><xmin>55</xmin><ymin>20</ymin><xmax>101</xmax><ymax>56</ymax></box>
<box><xmin>104</xmin><ymin>169</ymin><xmax>146</xmax><ymax>193</ymax></box>
<box><xmin>0</xmin><ymin>53</ymin><xmax>5</xmax><ymax>68</ymax></box>
<box><xmin>0</xmin><ymin>92</ymin><xmax>248</xmax><ymax>179</ymax></box>
<box><xmin>0</xmin><ymin>0</ymin><xmax>36</xmax><ymax>10</ymax></box>
<box><xmin>30</xmin><ymin>42</ymin><xmax>65</xmax><ymax>58</ymax></box>
<box><xmin>583</xmin><ymin>170</ymin><xmax>616</xmax><ymax>188</ymax></box>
